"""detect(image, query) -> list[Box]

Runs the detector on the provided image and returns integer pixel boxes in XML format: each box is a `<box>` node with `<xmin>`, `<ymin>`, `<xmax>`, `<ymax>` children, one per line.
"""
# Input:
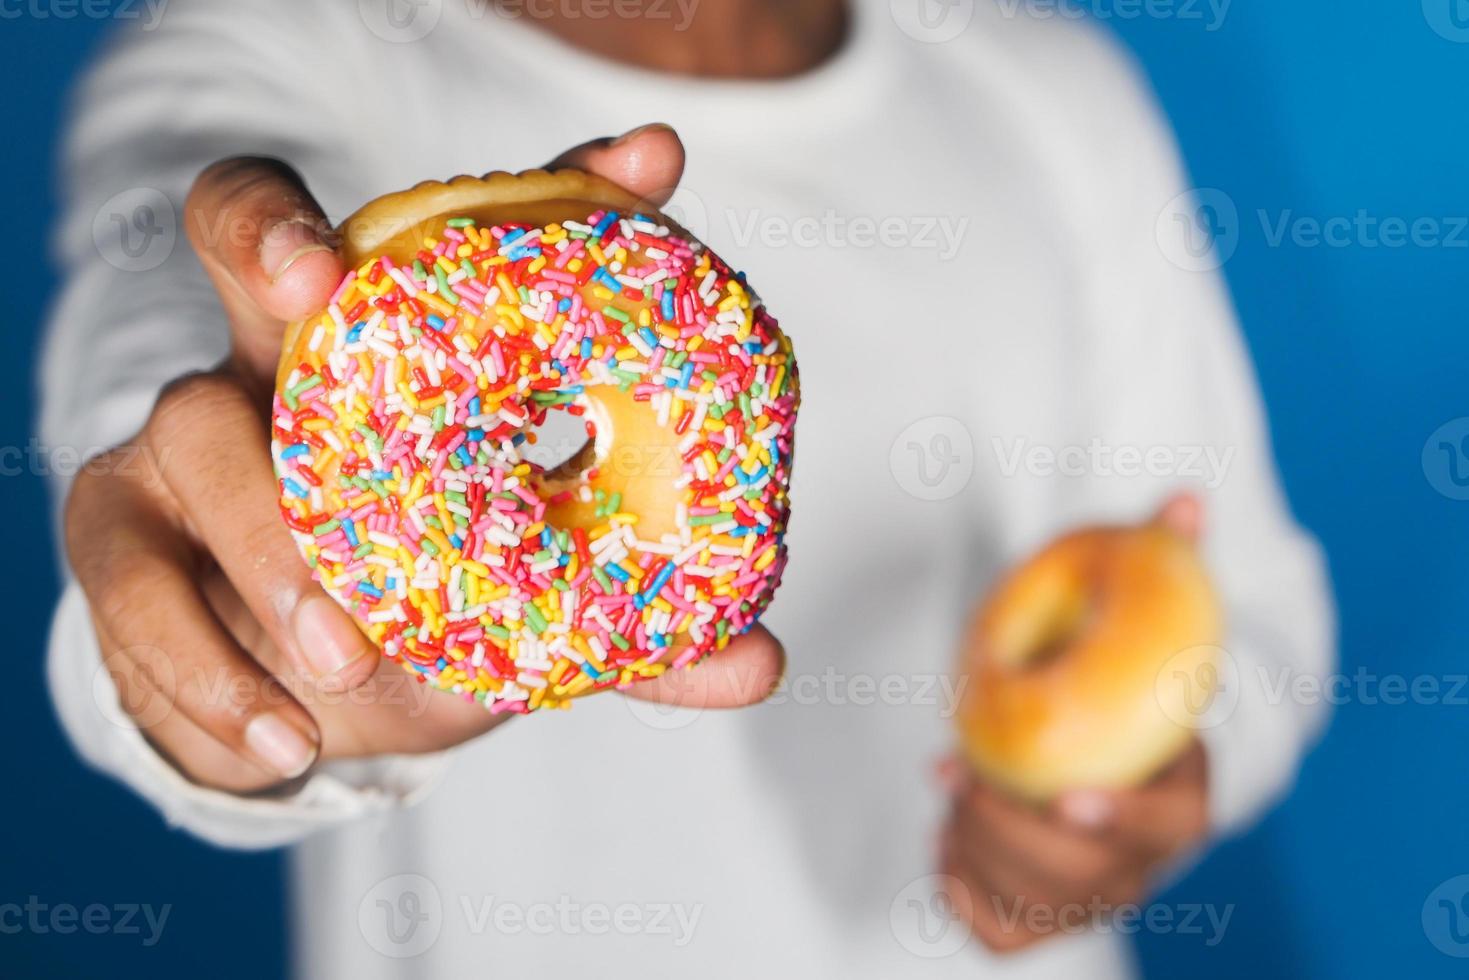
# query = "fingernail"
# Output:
<box><xmin>1057</xmin><ymin>790</ymin><xmax>1114</xmax><ymax>829</ymax></box>
<box><xmin>611</xmin><ymin>122</ymin><xmax>674</xmax><ymax>147</ymax></box>
<box><xmin>293</xmin><ymin>595</ymin><xmax>373</xmax><ymax>678</ymax></box>
<box><xmin>244</xmin><ymin>713</ymin><xmax>317</xmax><ymax>779</ymax></box>
<box><xmin>260</xmin><ymin>218</ymin><xmax>330</xmax><ymax>283</ymax></box>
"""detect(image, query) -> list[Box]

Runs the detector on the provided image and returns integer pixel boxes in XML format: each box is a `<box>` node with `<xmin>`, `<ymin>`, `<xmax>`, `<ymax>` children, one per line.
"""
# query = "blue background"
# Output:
<box><xmin>2</xmin><ymin>1</ymin><xmax>1464</xmax><ymax>976</ymax></box>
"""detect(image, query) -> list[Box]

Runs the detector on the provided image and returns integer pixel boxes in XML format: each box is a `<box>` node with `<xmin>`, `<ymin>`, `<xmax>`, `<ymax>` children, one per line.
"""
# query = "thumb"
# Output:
<box><xmin>545</xmin><ymin>123</ymin><xmax>687</xmax><ymax>206</ymax></box>
<box><xmin>184</xmin><ymin>156</ymin><xmax>343</xmax><ymax>380</ymax></box>
<box><xmin>621</xmin><ymin>624</ymin><xmax>786</xmax><ymax>709</ymax></box>
<box><xmin>1152</xmin><ymin>490</ymin><xmax>1204</xmax><ymax>542</ymax></box>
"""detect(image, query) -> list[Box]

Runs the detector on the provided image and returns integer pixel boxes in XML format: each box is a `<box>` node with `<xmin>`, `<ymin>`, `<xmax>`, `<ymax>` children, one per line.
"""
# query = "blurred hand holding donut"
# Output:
<box><xmin>942</xmin><ymin>493</ymin><xmax>1216</xmax><ymax>952</ymax></box>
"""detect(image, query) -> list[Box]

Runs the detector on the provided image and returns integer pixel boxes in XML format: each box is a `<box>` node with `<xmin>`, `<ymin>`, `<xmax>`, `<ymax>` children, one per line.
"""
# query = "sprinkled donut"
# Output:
<box><xmin>270</xmin><ymin>170</ymin><xmax>798</xmax><ymax>713</ymax></box>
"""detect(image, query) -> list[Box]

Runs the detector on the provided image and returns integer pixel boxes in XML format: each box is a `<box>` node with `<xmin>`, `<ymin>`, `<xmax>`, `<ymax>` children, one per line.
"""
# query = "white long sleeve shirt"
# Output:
<box><xmin>42</xmin><ymin>2</ymin><xmax>1334</xmax><ymax>977</ymax></box>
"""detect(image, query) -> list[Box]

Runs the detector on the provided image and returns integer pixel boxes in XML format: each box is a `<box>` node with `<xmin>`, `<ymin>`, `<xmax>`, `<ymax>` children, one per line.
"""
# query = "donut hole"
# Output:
<box><xmin>1020</xmin><ymin>599</ymin><xmax>1088</xmax><ymax>669</ymax></box>
<box><xmin>523</xmin><ymin>403</ymin><xmax>597</xmax><ymax>481</ymax></box>
<box><xmin>1002</xmin><ymin>588</ymin><xmax>1094</xmax><ymax>673</ymax></box>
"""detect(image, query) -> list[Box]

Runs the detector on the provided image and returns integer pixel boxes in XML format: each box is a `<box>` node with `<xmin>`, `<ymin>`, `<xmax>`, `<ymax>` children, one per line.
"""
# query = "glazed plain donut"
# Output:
<box><xmin>271</xmin><ymin>170</ymin><xmax>798</xmax><ymax>713</ymax></box>
<box><xmin>956</xmin><ymin>522</ymin><xmax>1221</xmax><ymax>799</ymax></box>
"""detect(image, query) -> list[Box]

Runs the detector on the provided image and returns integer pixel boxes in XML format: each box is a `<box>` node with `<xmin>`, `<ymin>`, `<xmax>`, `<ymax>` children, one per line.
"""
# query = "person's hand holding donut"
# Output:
<box><xmin>939</xmin><ymin>739</ymin><xmax>1208</xmax><ymax>953</ymax></box>
<box><xmin>940</xmin><ymin>494</ymin><xmax>1211</xmax><ymax>953</ymax></box>
<box><xmin>64</xmin><ymin>124</ymin><xmax>785</xmax><ymax>794</ymax></box>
